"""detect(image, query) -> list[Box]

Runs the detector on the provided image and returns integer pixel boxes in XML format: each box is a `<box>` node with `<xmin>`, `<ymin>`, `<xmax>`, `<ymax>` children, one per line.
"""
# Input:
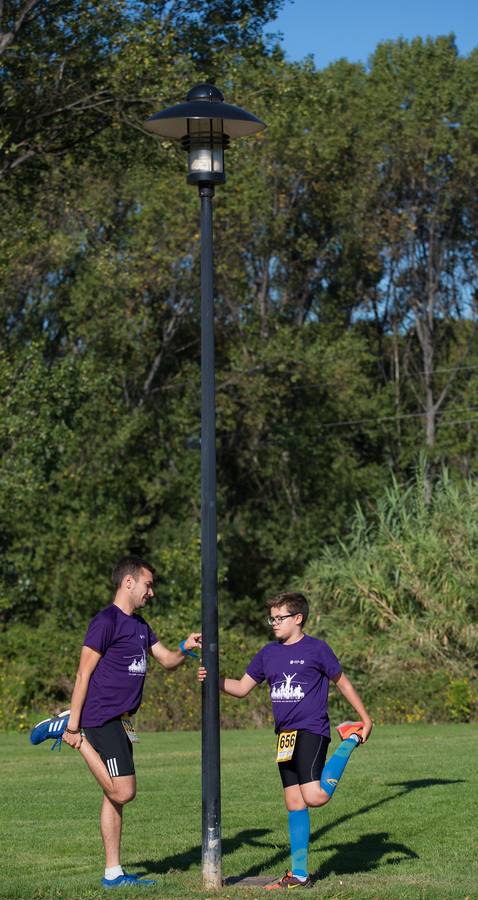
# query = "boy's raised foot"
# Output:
<box><xmin>264</xmin><ymin>871</ymin><xmax>312</xmax><ymax>890</ymax></box>
<box><xmin>336</xmin><ymin>720</ymin><xmax>364</xmax><ymax>742</ymax></box>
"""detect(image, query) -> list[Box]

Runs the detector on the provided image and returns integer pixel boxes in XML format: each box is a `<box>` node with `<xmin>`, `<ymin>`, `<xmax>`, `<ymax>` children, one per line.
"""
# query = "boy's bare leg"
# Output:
<box><xmin>283</xmin><ymin>785</ymin><xmax>307</xmax><ymax>811</ymax></box>
<box><xmin>299</xmin><ymin>781</ymin><xmax>330</xmax><ymax>808</ymax></box>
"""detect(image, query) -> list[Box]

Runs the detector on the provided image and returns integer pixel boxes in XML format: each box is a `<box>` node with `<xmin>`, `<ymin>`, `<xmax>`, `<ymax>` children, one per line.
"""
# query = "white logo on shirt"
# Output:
<box><xmin>126</xmin><ymin>648</ymin><xmax>147</xmax><ymax>675</ymax></box>
<box><xmin>270</xmin><ymin>672</ymin><xmax>305</xmax><ymax>701</ymax></box>
<box><xmin>289</xmin><ymin>659</ymin><xmax>305</xmax><ymax>665</ymax></box>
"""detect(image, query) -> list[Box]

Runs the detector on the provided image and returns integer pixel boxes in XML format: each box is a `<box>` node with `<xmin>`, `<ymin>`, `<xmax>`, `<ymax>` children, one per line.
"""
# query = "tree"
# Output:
<box><xmin>355</xmin><ymin>37</ymin><xmax>478</xmax><ymax>495</ymax></box>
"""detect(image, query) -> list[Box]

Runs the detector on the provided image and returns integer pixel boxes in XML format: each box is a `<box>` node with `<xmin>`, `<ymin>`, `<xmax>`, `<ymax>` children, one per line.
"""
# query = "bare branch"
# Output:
<box><xmin>142</xmin><ymin>297</ymin><xmax>191</xmax><ymax>399</ymax></box>
<box><xmin>0</xmin><ymin>0</ymin><xmax>41</xmax><ymax>56</ymax></box>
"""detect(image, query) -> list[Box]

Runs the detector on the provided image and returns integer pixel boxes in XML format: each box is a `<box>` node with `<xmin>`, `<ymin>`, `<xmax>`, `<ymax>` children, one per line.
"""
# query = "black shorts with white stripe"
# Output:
<box><xmin>83</xmin><ymin>717</ymin><xmax>135</xmax><ymax>777</ymax></box>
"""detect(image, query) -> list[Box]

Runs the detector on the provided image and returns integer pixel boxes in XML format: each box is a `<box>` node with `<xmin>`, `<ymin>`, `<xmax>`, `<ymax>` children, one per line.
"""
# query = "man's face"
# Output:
<box><xmin>128</xmin><ymin>567</ymin><xmax>155</xmax><ymax>609</ymax></box>
<box><xmin>269</xmin><ymin>605</ymin><xmax>302</xmax><ymax>642</ymax></box>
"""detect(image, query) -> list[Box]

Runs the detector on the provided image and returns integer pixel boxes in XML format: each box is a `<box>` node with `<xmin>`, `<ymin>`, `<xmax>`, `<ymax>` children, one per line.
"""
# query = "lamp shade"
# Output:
<box><xmin>144</xmin><ymin>83</ymin><xmax>265</xmax><ymax>141</ymax></box>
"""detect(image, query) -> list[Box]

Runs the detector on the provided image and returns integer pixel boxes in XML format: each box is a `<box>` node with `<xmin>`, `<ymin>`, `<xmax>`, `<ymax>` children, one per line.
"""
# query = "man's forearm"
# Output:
<box><xmin>161</xmin><ymin>649</ymin><xmax>187</xmax><ymax>670</ymax></box>
<box><xmin>68</xmin><ymin>671</ymin><xmax>91</xmax><ymax>729</ymax></box>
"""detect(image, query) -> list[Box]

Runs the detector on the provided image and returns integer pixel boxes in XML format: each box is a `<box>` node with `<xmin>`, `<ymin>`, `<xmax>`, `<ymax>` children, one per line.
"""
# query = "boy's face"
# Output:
<box><xmin>269</xmin><ymin>604</ymin><xmax>303</xmax><ymax>642</ymax></box>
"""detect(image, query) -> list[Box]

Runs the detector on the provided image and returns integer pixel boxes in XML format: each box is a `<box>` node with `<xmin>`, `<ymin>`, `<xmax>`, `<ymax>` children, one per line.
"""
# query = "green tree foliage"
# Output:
<box><xmin>353</xmin><ymin>37</ymin><xmax>478</xmax><ymax>485</ymax></box>
<box><xmin>0</xmin><ymin>0</ymin><xmax>283</xmax><ymax>180</ymax></box>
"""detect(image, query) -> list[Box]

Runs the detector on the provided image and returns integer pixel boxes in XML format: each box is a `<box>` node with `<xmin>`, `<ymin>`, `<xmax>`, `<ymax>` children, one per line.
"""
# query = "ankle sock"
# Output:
<box><xmin>320</xmin><ymin>736</ymin><xmax>359</xmax><ymax>797</ymax></box>
<box><xmin>104</xmin><ymin>865</ymin><xmax>124</xmax><ymax>880</ymax></box>
<box><xmin>288</xmin><ymin>808</ymin><xmax>310</xmax><ymax>878</ymax></box>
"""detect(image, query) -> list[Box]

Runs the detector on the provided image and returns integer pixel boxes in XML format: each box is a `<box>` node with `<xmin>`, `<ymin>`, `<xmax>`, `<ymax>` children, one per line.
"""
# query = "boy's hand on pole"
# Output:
<box><xmin>198</xmin><ymin>666</ymin><xmax>207</xmax><ymax>682</ymax></box>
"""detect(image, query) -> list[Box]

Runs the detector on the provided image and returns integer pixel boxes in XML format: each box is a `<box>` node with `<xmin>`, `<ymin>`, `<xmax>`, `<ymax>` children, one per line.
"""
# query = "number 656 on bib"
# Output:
<box><xmin>276</xmin><ymin>730</ymin><xmax>297</xmax><ymax>763</ymax></box>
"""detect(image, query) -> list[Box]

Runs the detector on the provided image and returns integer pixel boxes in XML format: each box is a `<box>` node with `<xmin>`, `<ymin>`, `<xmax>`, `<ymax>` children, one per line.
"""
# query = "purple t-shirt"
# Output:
<box><xmin>246</xmin><ymin>634</ymin><xmax>342</xmax><ymax>737</ymax></box>
<box><xmin>80</xmin><ymin>605</ymin><xmax>159</xmax><ymax>727</ymax></box>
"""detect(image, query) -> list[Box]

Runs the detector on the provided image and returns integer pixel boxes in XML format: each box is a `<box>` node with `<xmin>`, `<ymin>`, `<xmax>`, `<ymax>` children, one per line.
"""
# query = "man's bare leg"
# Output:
<box><xmin>101</xmin><ymin>795</ymin><xmax>124</xmax><ymax>868</ymax></box>
<box><xmin>79</xmin><ymin>737</ymin><xmax>136</xmax><ymax>803</ymax></box>
<box><xmin>78</xmin><ymin>736</ymin><xmax>136</xmax><ymax>874</ymax></box>
<box><xmin>79</xmin><ymin>736</ymin><xmax>114</xmax><ymax>793</ymax></box>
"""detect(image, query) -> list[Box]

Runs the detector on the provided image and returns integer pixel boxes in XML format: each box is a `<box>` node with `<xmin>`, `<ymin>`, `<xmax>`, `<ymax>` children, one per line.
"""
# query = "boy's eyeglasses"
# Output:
<box><xmin>267</xmin><ymin>614</ymin><xmax>295</xmax><ymax>625</ymax></box>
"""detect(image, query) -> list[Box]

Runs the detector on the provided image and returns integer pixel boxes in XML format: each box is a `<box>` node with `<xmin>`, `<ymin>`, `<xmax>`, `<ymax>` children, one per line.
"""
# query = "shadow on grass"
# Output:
<box><xmin>318</xmin><ymin>831</ymin><xmax>418</xmax><ymax>879</ymax></box>
<box><xmin>133</xmin><ymin>828</ymin><xmax>274</xmax><ymax>877</ymax></box>
<box><xmin>132</xmin><ymin>778</ymin><xmax>464</xmax><ymax>880</ymax></box>
<box><xmin>315</xmin><ymin>778</ymin><xmax>464</xmax><ymax>843</ymax></box>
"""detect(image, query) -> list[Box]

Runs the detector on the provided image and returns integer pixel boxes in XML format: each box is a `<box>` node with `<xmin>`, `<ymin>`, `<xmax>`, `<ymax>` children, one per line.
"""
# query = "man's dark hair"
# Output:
<box><xmin>266</xmin><ymin>591</ymin><xmax>309</xmax><ymax>626</ymax></box>
<box><xmin>112</xmin><ymin>555</ymin><xmax>155</xmax><ymax>589</ymax></box>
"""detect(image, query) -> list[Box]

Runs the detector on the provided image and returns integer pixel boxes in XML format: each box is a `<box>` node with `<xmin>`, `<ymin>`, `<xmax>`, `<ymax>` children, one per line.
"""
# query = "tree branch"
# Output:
<box><xmin>0</xmin><ymin>0</ymin><xmax>41</xmax><ymax>56</ymax></box>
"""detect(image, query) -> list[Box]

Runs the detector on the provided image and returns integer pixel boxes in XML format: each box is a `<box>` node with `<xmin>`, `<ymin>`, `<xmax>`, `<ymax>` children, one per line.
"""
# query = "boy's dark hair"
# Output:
<box><xmin>112</xmin><ymin>555</ymin><xmax>155</xmax><ymax>588</ymax></box>
<box><xmin>266</xmin><ymin>591</ymin><xmax>309</xmax><ymax>626</ymax></box>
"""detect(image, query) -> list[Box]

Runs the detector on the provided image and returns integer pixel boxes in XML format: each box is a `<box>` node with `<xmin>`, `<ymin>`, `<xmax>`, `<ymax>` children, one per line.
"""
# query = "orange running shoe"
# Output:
<box><xmin>336</xmin><ymin>720</ymin><xmax>364</xmax><ymax>742</ymax></box>
<box><xmin>264</xmin><ymin>871</ymin><xmax>312</xmax><ymax>890</ymax></box>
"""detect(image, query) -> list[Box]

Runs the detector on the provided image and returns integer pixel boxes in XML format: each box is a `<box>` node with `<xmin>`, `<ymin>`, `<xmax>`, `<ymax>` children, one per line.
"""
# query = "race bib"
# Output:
<box><xmin>276</xmin><ymin>730</ymin><xmax>297</xmax><ymax>763</ymax></box>
<box><xmin>121</xmin><ymin>716</ymin><xmax>139</xmax><ymax>743</ymax></box>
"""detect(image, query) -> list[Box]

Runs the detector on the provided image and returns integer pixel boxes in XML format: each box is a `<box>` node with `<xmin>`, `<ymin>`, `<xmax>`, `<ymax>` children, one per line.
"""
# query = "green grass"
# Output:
<box><xmin>1</xmin><ymin>725</ymin><xmax>477</xmax><ymax>899</ymax></box>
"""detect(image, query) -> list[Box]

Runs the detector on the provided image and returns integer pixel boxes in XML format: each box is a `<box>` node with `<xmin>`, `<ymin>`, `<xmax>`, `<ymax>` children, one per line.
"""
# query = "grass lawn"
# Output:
<box><xmin>1</xmin><ymin>724</ymin><xmax>477</xmax><ymax>899</ymax></box>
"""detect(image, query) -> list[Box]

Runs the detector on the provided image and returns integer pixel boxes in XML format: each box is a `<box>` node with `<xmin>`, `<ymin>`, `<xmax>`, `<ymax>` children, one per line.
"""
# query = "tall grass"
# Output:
<box><xmin>299</xmin><ymin>464</ymin><xmax>478</xmax><ymax>722</ymax></box>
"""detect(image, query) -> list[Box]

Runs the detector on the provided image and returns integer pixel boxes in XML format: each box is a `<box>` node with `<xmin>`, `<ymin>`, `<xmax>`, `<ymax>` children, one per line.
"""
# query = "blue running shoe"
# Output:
<box><xmin>101</xmin><ymin>873</ymin><xmax>156</xmax><ymax>888</ymax></box>
<box><xmin>30</xmin><ymin>710</ymin><xmax>70</xmax><ymax>751</ymax></box>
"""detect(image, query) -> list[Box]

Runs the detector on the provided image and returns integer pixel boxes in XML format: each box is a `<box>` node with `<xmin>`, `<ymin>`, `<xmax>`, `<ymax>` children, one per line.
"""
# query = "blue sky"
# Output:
<box><xmin>269</xmin><ymin>0</ymin><xmax>476</xmax><ymax>68</ymax></box>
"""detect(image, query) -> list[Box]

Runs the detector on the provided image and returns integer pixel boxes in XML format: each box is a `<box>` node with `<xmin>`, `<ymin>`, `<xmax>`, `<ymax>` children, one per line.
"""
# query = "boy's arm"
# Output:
<box><xmin>198</xmin><ymin>668</ymin><xmax>257</xmax><ymax>698</ymax></box>
<box><xmin>220</xmin><ymin>674</ymin><xmax>258</xmax><ymax>697</ymax></box>
<box><xmin>332</xmin><ymin>672</ymin><xmax>373</xmax><ymax>742</ymax></box>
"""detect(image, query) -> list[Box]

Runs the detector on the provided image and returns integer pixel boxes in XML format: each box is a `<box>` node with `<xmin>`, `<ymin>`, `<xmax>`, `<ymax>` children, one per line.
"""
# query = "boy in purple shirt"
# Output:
<box><xmin>34</xmin><ymin>555</ymin><xmax>201</xmax><ymax>889</ymax></box>
<box><xmin>199</xmin><ymin>591</ymin><xmax>372</xmax><ymax>890</ymax></box>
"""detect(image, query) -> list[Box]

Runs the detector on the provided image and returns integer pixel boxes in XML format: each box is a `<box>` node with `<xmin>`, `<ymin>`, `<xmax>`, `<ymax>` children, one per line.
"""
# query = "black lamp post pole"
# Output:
<box><xmin>199</xmin><ymin>183</ymin><xmax>222</xmax><ymax>889</ymax></box>
<box><xmin>143</xmin><ymin>84</ymin><xmax>264</xmax><ymax>893</ymax></box>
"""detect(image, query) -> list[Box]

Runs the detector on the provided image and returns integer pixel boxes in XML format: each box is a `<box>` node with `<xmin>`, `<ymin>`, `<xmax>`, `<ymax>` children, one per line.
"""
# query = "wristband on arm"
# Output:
<box><xmin>179</xmin><ymin>639</ymin><xmax>199</xmax><ymax>659</ymax></box>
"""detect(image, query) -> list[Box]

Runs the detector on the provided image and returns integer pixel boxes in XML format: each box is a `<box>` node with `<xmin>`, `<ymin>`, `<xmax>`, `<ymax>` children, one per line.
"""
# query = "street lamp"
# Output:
<box><xmin>144</xmin><ymin>84</ymin><xmax>265</xmax><ymax>890</ymax></box>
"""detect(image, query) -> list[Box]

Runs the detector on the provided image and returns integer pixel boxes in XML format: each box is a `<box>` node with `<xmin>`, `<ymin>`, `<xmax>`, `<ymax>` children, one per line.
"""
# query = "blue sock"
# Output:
<box><xmin>320</xmin><ymin>736</ymin><xmax>359</xmax><ymax>797</ymax></box>
<box><xmin>288</xmin><ymin>808</ymin><xmax>310</xmax><ymax>878</ymax></box>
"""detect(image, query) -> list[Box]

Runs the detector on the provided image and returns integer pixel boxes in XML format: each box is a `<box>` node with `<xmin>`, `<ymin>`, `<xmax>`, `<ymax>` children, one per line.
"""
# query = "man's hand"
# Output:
<box><xmin>198</xmin><ymin>666</ymin><xmax>207</xmax><ymax>682</ymax></box>
<box><xmin>62</xmin><ymin>729</ymin><xmax>83</xmax><ymax>751</ymax></box>
<box><xmin>183</xmin><ymin>632</ymin><xmax>202</xmax><ymax>653</ymax></box>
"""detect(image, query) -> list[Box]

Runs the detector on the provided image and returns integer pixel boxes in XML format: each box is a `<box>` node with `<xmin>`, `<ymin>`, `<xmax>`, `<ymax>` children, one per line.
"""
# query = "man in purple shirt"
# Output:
<box><xmin>60</xmin><ymin>555</ymin><xmax>201</xmax><ymax>888</ymax></box>
<box><xmin>199</xmin><ymin>591</ymin><xmax>372</xmax><ymax>890</ymax></box>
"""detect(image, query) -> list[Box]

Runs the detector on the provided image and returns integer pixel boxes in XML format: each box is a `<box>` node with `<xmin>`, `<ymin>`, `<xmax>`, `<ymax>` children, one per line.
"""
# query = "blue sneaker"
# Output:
<box><xmin>101</xmin><ymin>872</ymin><xmax>156</xmax><ymax>888</ymax></box>
<box><xmin>30</xmin><ymin>710</ymin><xmax>70</xmax><ymax>751</ymax></box>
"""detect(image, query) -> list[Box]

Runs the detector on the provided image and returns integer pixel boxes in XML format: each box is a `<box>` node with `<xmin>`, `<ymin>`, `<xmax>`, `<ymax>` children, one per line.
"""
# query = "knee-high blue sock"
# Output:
<box><xmin>288</xmin><ymin>808</ymin><xmax>310</xmax><ymax>878</ymax></box>
<box><xmin>320</xmin><ymin>736</ymin><xmax>359</xmax><ymax>797</ymax></box>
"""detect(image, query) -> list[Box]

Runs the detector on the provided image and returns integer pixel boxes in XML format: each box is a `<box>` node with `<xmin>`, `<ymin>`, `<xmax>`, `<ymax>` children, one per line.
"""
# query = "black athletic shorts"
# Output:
<box><xmin>278</xmin><ymin>730</ymin><xmax>330</xmax><ymax>788</ymax></box>
<box><xmin>83</xmin><ymin>717</ymin><xmax>135</xmax><ymax>777</ymax></box>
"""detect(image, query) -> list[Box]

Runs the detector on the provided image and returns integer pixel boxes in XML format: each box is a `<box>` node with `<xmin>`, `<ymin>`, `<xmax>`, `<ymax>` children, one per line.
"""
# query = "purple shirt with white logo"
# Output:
<box><xmin>246</xmin><ymin>634</ymin><xmax>342</xmax><ymax>737</ymax></box>
<box><xmin>81</xmin><ymin>605</ymin><xmax>159</xmax><ymax>727</ymax></box>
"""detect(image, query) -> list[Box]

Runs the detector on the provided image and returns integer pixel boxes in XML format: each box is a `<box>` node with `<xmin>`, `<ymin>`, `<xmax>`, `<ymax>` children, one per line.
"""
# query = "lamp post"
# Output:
<box><xmin>144</xmin><ymin>84</ymin><xmax>265</xmax><ymax>889</ymax></box>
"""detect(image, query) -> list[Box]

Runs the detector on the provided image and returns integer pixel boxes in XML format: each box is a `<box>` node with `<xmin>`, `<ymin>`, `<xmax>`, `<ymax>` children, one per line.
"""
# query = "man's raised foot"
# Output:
<box><xmin>30</xmin><ymin>710</ymin><xmax>70</xmax><ymax>748</ymax></box>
